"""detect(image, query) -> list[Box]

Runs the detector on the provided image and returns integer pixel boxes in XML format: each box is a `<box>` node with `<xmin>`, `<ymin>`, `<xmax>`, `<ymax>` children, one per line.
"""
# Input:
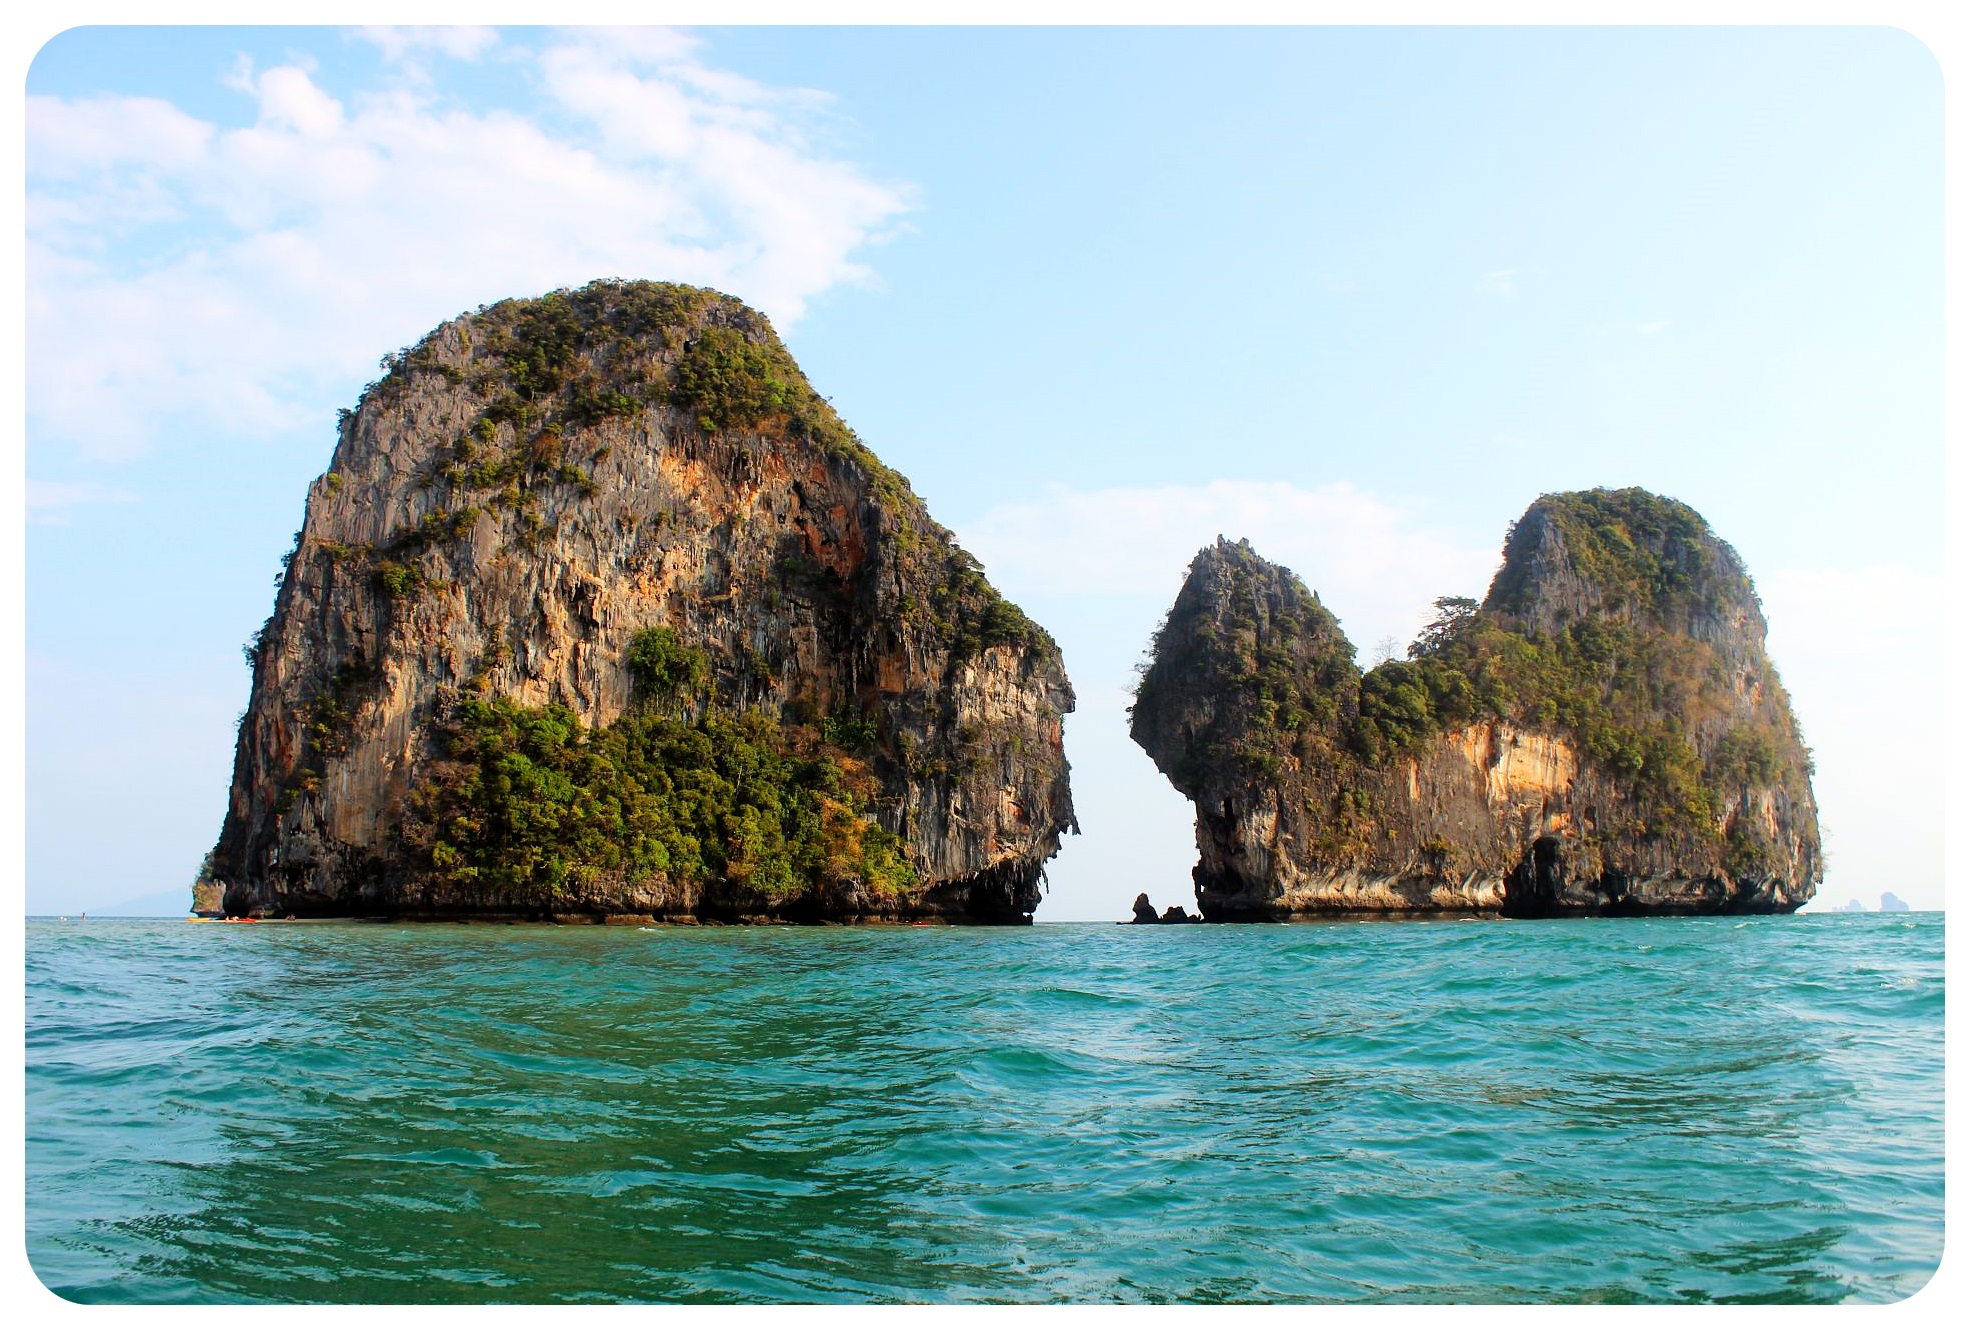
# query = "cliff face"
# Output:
<box><xmin>1130</xmin><ymin>491</ymin><xmax>1820</xmax><ymax>918</ymax></box>
<box><xmin>208</xmin><ymin>281</ymin><xmax>1075</xmax><ymax>922</ymax></box>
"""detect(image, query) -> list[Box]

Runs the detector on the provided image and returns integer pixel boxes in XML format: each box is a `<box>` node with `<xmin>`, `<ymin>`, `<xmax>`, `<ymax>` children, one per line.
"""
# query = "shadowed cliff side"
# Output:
<box><xmin>207</xmin><ymin>280</ymin><xmax>1075</xmax><ymax>922</ymax></box>
<box><xmin>1130</xmin><ymin>490</ymin><xmax>1820</xmax><ymax>918</ymax></box>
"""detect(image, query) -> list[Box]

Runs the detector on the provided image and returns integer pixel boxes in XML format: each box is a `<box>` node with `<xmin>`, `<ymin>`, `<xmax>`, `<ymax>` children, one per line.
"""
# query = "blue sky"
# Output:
<box><xmin>24</xmin><ymin>25</ymin><xmax>1944</xmax><ymax>916</ymax></box>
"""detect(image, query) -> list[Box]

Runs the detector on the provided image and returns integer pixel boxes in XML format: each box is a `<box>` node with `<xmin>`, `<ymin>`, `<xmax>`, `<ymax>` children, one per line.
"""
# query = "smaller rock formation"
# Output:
<box><xmin>189</xmin><ymin>852</ymin><xmax>224</xmax><ymax>917</ymax></box>
<box><xmin>1131</xmin><ymin>489</ymin><xmax>1821</xmax><ymax>918</ymax></box>
<box><xmin>1126</xmin><ymin>892</ymin><xmax>1201</xmax><ymax>923</ymax></box>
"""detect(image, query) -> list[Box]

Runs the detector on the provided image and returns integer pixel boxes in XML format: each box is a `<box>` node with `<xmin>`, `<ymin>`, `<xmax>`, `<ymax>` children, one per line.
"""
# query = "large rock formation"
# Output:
<box><xmin>1130</xmin><ymin>490</ymin><xmax>1820</xmax><ymax>918</ymax></box>
<box><xmin>206</xmin><ymin>281</ymin><xmax>1075</xmax><ymax>922</ymax></box>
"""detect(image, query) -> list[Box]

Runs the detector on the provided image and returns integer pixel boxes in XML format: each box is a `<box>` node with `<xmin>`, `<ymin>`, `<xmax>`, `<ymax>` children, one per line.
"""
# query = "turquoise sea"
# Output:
<box><xmin>25</xmin><ymin>913</ymin><xmax>1943</xmax><ymax>1304</ymax></box>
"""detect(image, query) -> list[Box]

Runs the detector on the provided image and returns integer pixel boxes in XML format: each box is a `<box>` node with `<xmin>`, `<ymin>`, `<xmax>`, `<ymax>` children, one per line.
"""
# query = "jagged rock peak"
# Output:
<box><xmin>1131</xmin><ymin>488</ymin><xmax>1819</xmax><ymax>919</ymax></box>
<box><xmin>206</xmin><ymin>279</ymin><xmax>1075</xmax><ymax>923</ymax></box>
<box><xmin>1484</xmin><ymin>487</ymin><xmax>1765</xmax><ymax>649</ymax></box>
<box><xmin>1130</xmin><ymin>537</ymin><xmax>1359</xmax><ymax>795</ymax></box>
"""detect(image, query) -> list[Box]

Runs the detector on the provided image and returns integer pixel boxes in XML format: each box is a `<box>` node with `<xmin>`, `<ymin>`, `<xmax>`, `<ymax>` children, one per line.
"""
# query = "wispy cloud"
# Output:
<box><xmin>26</xmin><ymin>480</ymin><xmax>139</xmax><ymax>525</ymax></box>
<box><xmin>27</xmin><ymin>27</ymin><xmax>914</xmax><ymax>460</ymax></box>
<box><xmin>1637</xmin><ymin>318</ymin><xmax>1671</xmax><ymax>335</ymax></box>
<box><xmin>957</xmin><ymin>479</ymin><xmax>1498</xmax><ymax>663</ymax></box>
<box><xmin>1476</xmin><ymin>268</ymin><xmax>1517</xmax><ymax>297</ymax></box>
<box><xmin>353</xmin><ymin>25</ymin><xmax>500</xmax><ymax>64</ymax></box>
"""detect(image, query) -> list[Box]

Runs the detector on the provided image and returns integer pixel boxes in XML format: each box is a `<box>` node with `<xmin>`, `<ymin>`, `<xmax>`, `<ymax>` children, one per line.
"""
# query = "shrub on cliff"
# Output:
<box><xmin>671</xmin><ymin>324</ymin><xmax>802</xmax><ymax>433</ymax></box>
<box><xmin>626</xmin><ymin>626</ymin><xmax>709</xmax><ymax>702</ymax></box>
<box><xmin>407</xmin><ymin>694</ymin><xmax>918</xmax><ymax>906</ymax></box>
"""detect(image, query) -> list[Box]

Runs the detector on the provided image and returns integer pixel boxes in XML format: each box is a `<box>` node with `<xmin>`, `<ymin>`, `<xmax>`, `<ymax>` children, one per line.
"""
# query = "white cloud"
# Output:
<box><xmin>354</xmin><ymin>26</ymin><xmax>500</xmax><ymax>63</ymax></box>
<box><xmin>26</xmin><ymin>480</ymin><xmax>139</xmax><ymax>525</ymax></box>
<box><xmin>28</xmin><ymin>28</ymin><xmax>913</xmax><ymax>461</ymax></box>
<box><xmin>958</xmin><ymin>479</ymin><xmax>1500</xmax><ymax>663</ymax></box>
<box><xmin>1637</xmin><ymin>318</ymin><xmax>1671</xmax><ymax>335</ymax></box>
<box><xmin>1476</xmin><ymin>268</ymin><xmax>1517</xmax><ymax>296</ymax></box>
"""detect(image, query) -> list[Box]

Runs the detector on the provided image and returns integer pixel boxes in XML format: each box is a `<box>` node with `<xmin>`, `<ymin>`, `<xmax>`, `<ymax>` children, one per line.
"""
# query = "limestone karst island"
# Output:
<box><xmin>1130</xmin><ymin>492</ymin><xmax>1822</xmax><ymax>919</ymax></box>
<box><xmin>199</xmin><ymin>281</ymin><xmax>1818</xmax><ymax>925</ymax></box>
<box><xmin>202</xmin><ymin>281</ymin><xmax>1075</xmax><ymax>923</ymax></box>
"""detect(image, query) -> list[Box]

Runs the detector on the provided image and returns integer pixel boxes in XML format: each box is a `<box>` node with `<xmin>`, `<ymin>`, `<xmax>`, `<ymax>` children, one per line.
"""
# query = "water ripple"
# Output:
<box><xmin>26</xmin><ymin>913</ymin><xmax>1943</xmax><ymax>1303</ymax></box>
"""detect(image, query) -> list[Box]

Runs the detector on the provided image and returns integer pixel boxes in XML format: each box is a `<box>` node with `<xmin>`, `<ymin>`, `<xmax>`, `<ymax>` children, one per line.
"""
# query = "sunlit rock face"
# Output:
<box><xmin>1131</xmin><ymin>491</ymin><xmax>1820</xmax><ymax>919</ymax></box>
<box><xmin>207</xmin><ymin>281</ymin><xmax>1075</xmax><ymax>923</ymax></box>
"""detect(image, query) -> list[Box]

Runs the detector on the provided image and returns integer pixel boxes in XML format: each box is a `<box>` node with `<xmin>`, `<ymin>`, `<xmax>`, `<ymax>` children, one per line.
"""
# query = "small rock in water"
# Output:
<box><xmin>1127</xmin><ymin>894</ymin><xmax>1200</xmax><ymax>923</ymax></box>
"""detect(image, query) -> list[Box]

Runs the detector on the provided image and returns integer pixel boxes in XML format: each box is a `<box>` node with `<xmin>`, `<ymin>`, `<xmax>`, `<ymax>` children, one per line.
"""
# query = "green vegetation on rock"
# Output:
<box><xmin>1346</xmin><ymin>491</ymin><xmax>1807</xmax><ymax>840</ymax></box>
<box><xmin>672</xmin><ymin>324</ymin><xmax>804</xmax><ymax>433</ymax></box>
<box><xmin>1133</xmin><ymin>537</ymin><xmax>1359</xmax><ymax>787</ymax></box>
<box><xmin>274</xmin><ymin>654</ymin><xmax>380</xmax><ymax>815</ymax></box>
<box><xmin>345</xmin><ymin>281</ymin><xmax>1057</xmax><ymax>667</ymax></box>
<box><xmin>367</xmin><ymin>279</ymin><xmax>919</xmax><ymax>521</ymax></box>
<box><xmin>625</xmin><ymin>626</ymin><xmax>709</xmax><ymax>702</ymax></box>
<box><xmin>1486</xmin><ymin>487</ymin><xmax>1754</xmax><ymax>626</ymax></box>
<box><xmin>405</xmin><ymin>674</ymin><xmax>919</xmax><ymax>908</ymax></box>
<box><xmin>1353</xmin><ymin>610</ymin><xmax>1732</xmax><ymax>835</ymax></box>
<box><xmin>930</xmin><ymin>548</ymin><xmax>1057</xmax><ymax>664</ymax></box>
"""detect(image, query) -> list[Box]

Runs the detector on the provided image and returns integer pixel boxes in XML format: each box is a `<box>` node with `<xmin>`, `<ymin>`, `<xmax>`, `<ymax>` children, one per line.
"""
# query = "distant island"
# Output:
<box><xmin>1130</xmin><ymin>490</ymin><xmax>1822</xmax><ymax>918</ymax></box>
<box><xmin>200</xmin><ymin>281</ymin><xmax>1076</xmax><ymax>923</ymax></box>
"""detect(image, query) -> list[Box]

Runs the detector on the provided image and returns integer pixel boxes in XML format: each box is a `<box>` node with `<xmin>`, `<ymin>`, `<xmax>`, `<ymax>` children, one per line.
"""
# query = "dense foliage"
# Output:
<box><xmin>406</xmin><ymin>690</ymin><xmax>918</xmax><ymax>907</ymax></box>
<box><xmin>1348</xmin><ymin>492</ymin><xmax>1805</xmax><ymax>838</ymax></box>
<box><xmin>367</xmin><ymin>280</ymin><xmax>919</xmax><ymax>519</ymax></box>
<box><xmin>625</xmin><ymin>626</ymin><xmax>709</xmax><ymax>702</ymax></box>
<box><xmin>1486</xmin><ymin>486</ymin><xmax>1755</xmax><ymax>626</ymax></box>
<box><xmin>1354</xmin><ymin>613</ymin><xmax>1727</xmax><ymax>834</ymax></box>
